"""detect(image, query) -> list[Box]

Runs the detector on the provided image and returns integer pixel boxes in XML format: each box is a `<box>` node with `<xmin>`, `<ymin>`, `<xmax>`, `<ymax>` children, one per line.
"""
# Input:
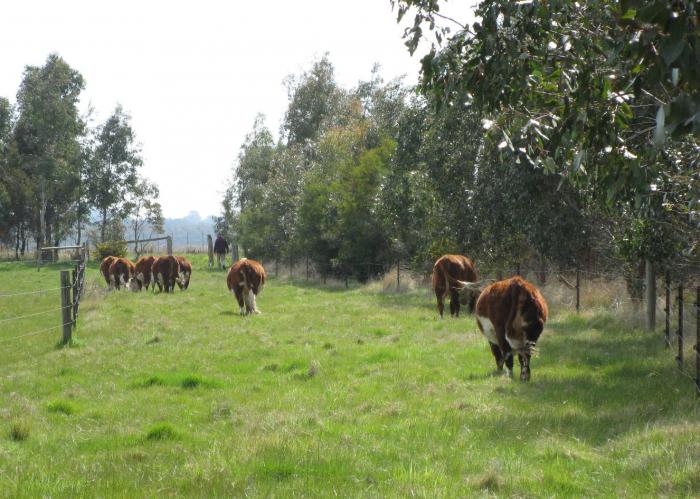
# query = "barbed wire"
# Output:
<box><xmin>0</xmin><ymin>305</ymin><xmax>72</xmax><ymax>324</ymax></box>
<box><xmin>0</xmin><ymin>286</ymin><xmax>71</xmax><ymax>298</ymax></box>
<box><xmin>0</xmin><ymin>320</ymin><xmax>73</xmax><ymax>344</ymax></box>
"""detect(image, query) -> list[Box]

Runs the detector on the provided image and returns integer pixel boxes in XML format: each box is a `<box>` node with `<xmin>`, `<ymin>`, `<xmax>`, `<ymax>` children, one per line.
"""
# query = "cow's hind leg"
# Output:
<box><xmin>450</xmin><ymin>289</ymin><xmax>461</xmax><ymax>317</ymax></box>
<box><xmin>518</xmin><ymin>353</ymin><xmax>531</xmax><ymax>382</ymax></box>
<box><xmin>489</xmin><ymin>342</ymin><xmax>504</xmax><ymax>372</ymax></box>
<box><xmin>500</xmin><ymin>341</ymin><xmax>514</xmax><ymax>378</ymax></box>
<box><xmin>233</xmin><ymin>287</ymin><xmax>245</xmax><ymax>314</ymax></box>
<box><xmin>435</xmin><ymin>290</ymin><xmax>445</xmax><ymax>318</ymax></box>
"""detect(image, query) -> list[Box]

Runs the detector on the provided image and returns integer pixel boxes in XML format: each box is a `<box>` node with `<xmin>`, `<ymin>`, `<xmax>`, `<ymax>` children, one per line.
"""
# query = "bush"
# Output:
<box><xmin>95</xmin><ymin>241</ymin><xmax>127</xmax><ymax>260</ymax></box>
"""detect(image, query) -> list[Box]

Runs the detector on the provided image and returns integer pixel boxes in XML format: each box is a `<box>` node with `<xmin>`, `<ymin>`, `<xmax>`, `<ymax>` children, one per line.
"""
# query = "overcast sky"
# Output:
<box><xmin>1</xmin><ymin>0</ymin><xmax>475</xmax><ymax>218</ymax></box>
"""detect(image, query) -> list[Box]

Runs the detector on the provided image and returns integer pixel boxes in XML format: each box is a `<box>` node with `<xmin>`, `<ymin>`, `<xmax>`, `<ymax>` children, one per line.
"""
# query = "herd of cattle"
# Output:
<box><xmin>99</xmin><ymin>253</ymin><xmax>547</xmax><ymax>381</ymax></box>
<box><xmin>100</xmin><ymin>255</ymin><xmax>192</xmax><ymax>293</ymax></box>
<box><xmin>99</xmin><ymin>255</ymin><xmax>267</xmax><ymax>315</ymax></box>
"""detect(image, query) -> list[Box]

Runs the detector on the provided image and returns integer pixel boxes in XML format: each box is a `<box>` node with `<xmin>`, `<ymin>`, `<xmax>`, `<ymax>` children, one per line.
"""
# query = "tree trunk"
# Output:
<box><xmin>14</xmin><ymin>229</ymin><xmax>20</xmax><ymax>260</ymax></box>
<box><xmin>100</xmin><ymin>208</ymin><xmax>108</xmax><ymax>242</ymax></box>
<box><xmin>38</xmin><ymin>182</ymin><xmax>46</xmax><ymax>262</ymax></box>
<box><xmin>134</xmin><ymin>223</ymin><xmax>139</xmax><ymax>256</ymax></box>
<box><xmin>20</xmin><ymin>226</ymin><xmax>27</xmax><ymax>257</ymax></box>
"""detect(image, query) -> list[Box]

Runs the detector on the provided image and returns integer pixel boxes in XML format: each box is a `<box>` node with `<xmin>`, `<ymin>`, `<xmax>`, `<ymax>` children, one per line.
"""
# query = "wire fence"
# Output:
<box><xmin>0</xmin><ymin>251</ymin><xmax>87</xmax><ymax>348</ymax></box>
<box><xmin>260</xmin><ymin>258</ymin><xmax>700</xmax><ymax>397</ymax></box>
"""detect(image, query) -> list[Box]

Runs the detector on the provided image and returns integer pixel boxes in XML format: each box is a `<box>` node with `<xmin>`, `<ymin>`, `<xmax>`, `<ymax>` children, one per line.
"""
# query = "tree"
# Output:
<box><xmin>13</xmin><ymin>53</ymin><xmax>85</xmax><ymax>255</ymax></box>
<box><xmin>393</xmin><ymin>0</ymin><xmax>700</xmax><ymax>269</ymax></box>
<box><xmin>282</xmin><ymin>55</ymin><xmax>343</xmax><ymax>145</ymax></box>
<box><xmin>0</xmin><ymin>97</ymin><xmax>13</xmax><ymax>238</ymax></box>
<box><xmin>125</xmin><ymin>178</ymin><xmax>164</xmax><ymax>256</ymax></box>
<box><xmin>85</xmin><ymin>105</ymin><xmax>141</xmax><ymax>242</ymax></box>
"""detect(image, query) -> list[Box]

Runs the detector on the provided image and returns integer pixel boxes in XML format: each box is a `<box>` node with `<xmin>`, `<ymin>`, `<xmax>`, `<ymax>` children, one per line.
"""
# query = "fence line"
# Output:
<box><xmin>0</xmin><ymin>286</ymin><xmax>72</xmax><ymax>298</ymax></box>
<box><xmin>0</xmin><ymin>305</ymin><xmax>72</xmax><ymax>324</ymax></box>
<box><xmin>0</xmin><ymin>321</ymin><xmax>74</xmax><ymax>344</ymax></box>
<box><xmin>3</xmin><ymin>252</ymin><xmax>87</xmax><ymax>347</ymax></box>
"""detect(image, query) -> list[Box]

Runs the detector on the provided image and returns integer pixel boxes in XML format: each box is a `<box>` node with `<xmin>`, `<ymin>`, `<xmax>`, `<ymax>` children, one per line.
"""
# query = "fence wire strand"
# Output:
<box><xmin>0</xmin><ymin>321</ymin><xmax>73</xmax><ymax>344</ymax></box>
<box><xmin>0</xmin><ymin>305</ymin><xmax>72</xmax><ymax>324</ymax></box>
<box><xmin>0</xmin><ymin>286</ymin><xmax>71</xmax><ymax>298</ymax></box>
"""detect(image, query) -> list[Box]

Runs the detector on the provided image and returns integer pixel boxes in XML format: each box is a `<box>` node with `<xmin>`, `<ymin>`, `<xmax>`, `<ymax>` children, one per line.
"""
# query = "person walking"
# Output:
<box><xmin>213</xmin><ymin>233</ymin><xmax>230</xmax><ymax>270</ymax></box>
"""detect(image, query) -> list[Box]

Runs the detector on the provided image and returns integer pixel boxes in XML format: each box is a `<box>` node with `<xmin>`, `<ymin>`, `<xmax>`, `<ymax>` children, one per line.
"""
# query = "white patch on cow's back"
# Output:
<box><xmin>476</xmin><ymin>315</ymin><xmax>497</xmax><ymax>344</ymax></box>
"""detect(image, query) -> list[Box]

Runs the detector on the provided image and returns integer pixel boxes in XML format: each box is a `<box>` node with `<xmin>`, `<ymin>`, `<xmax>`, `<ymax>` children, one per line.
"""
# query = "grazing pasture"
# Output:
<box><xmin>1</xmin><ymin>255</ymin><xmax>699</xmax><ymax>497</ymax></box>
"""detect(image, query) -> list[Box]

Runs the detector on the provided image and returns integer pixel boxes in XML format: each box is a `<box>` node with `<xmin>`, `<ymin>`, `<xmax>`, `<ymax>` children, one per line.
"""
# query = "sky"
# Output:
<box><xmin>1</xmin><ymin>0</ymin><xmax>475</xmax><ymax>218</ymax></box>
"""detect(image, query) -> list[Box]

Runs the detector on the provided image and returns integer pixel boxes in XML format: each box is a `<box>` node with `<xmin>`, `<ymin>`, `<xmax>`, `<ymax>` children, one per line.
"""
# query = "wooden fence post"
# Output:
<box><xmin>665</xmin><ymin>271</ymin><xmax>671</xmax><ymax>348</ymax></box>
<box><xmin>695</xmin><ymin>286</ymin><xmax>700</xmax><ymax>396</ymax></box>
<box><xmin>72</xmin><ymin>266</ymin><xmax>78</xmax><ymax>325</ymax></box>
<box><xmin>166</xmin><ymin>236</ymin><xmax>173</xmax><ymax>256</ymax></box>
<box><xmin>576</xmin><ymin>269</ymin><xmax>581</xmax><ymax>313</ymax></box>
<box><xmin>677</xmin><ymin>284</ymin><xmax>684</xmax><ymax>367</ymax></box>
<box><xmin>645</xmin><ymin>259</ymin><xmax>656</xmax><ymax>331</ymax></box>
<box><xmin>60</xmin><ymin>271</ymin><xmax>72</xmax><ymax>344</ymax></box>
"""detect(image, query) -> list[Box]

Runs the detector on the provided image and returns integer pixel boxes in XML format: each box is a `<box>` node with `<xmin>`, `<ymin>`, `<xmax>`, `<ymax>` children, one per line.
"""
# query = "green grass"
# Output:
<box><xmin>0</xmin><ymin>254</ymin><xmax>699</xmax><ymax>497</ymax></box>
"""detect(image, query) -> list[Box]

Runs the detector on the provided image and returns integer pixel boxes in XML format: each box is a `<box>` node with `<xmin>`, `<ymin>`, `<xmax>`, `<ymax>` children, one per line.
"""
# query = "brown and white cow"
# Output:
<box><xmin>100</xmin><ymin>256</ymin><xmax>117</xmax><ymax>287</ymax></box>
<box><xmin>226</xmin><ymin>258</ymin><xmax>266</xmax><ymax>315</ymax></box>
<box><xmin>108</xmin><ymin>257</ymin><xmax>136</xmax><ymax>291</ymax></box>
<box><xmin>459</xmin><ymin>276</ymin><xmax>548</xmax><ymax>381</ymax></box>
<box><xmin>432</xmin><ymin>254</ymin><xmax>478</xmax><ymax>317</ymax></box>
<box><xmin>175</xmin><ymin>256</ymin><xmax>192</xmax><ymax>290</ymax></box>
<box><xmin>151</xmin><ymin>256</ymin><xmax>180</xmax><ymax>293</ymax></box>
<box><xmin>133</xmin><ymin>255</ymin><xmax>156</xmax><ymax>291</ymax></box>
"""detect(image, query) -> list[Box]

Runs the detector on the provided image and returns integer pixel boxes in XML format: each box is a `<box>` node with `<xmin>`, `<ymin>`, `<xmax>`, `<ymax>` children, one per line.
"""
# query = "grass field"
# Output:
<box><xmin>1</xmin><ymin>255</ymin><xmax>699</xmax><ymax>497</ymax></box>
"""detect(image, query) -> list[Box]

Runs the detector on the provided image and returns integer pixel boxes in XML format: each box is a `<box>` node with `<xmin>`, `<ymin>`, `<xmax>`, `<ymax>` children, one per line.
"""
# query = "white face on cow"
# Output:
<box><xmin>126</xmin><ymin>278</ymin><xmax>140</xmax><ymax>292</ymax></box>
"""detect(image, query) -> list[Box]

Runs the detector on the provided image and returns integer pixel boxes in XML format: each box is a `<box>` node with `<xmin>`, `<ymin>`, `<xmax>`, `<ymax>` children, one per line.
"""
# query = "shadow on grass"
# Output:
<box><xmin>475</xmin><ymin>312</ymin><xmax>694</xmax><ymax>446</ymax></box>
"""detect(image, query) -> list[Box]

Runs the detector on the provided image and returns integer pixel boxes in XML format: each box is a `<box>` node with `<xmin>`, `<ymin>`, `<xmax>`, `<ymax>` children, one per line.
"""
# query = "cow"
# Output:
<box><xmin>100</xmin><ymin>256</ymin><xmax>117</xmax><ymax>287</ymax></box>
<box><xmin>458</xmin><ymin>276</ymin><xmax>548</xmax><ymax>381</ymax></box>
<box><xmin>108</xmin><ymin>257</ymin><xmax>136</xmax><ymax>291</ymax></box>
<box><xmin>226</xmin><ymin>258</ymin><xmax>266</xmax><ymax>315</ymax></box>
<box><xmin>431</xmin><ymin>254</ymin><xmax>478</xmax><ymax>317</ymax></box>
<box><xmin>151</xmin><ymin>255</ymin><xmax>180</xmax><ymax>293</ymax></box>
<box><xmin>133</xmin><ymin>255</ymin><xmax>156</xmax><ymax>291</ymax></box>
<box><xmin>175</xmin><ymin>256</ymin><xmax>192</xmax><ymax>290</ymax></box>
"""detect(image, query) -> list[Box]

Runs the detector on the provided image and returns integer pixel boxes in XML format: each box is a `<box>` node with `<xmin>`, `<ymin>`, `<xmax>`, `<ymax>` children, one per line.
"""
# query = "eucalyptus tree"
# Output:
<box><xmin>393</xmin><ymin>0</ymin><xmax>700</xmax><ymax>270</ymax></box>
<box><xmin>125</xmin><ymin>178</ymin><xmax>164</xmax><ymax>256</ymax></box>
<box><xmin>282</xmin><ymin>55</ymin><xmax>344</xmax><ymax>145</ymax></box>
<box><xmin>13</xmin><ymin>53</ymin><xmax>85</xmax><ymax>253</ymax></box>
<box><xmin>0</xmin><ymin>97</ymin><xmax>12</xmax><ymax>237</ymax></box>
<box><xmin>85</xmin><ymin>105</ymin><xmax>141</xmax><ymax>242</ymax></box>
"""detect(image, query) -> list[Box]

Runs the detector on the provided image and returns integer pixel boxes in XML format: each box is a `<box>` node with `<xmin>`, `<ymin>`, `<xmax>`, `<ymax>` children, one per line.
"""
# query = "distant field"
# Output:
<box><xmin>1</xmin><ymin>255</ymin><xmax>699</xmax><ymax>497</ymax></box>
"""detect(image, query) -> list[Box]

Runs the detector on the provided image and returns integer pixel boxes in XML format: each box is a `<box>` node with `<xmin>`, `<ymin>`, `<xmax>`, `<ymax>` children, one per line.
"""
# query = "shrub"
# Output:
<box><xmin>95</xmin><ymin>241</ymin><xmax>127</xmax><ymax>260</ymax></box>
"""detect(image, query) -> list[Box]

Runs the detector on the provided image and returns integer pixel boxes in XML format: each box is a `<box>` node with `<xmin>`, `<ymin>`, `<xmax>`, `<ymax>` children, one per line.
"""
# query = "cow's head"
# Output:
<box><xmin>454</xmin><ymin>279</ymin><xmax>493</xmax><ymax>312</ymax></box>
